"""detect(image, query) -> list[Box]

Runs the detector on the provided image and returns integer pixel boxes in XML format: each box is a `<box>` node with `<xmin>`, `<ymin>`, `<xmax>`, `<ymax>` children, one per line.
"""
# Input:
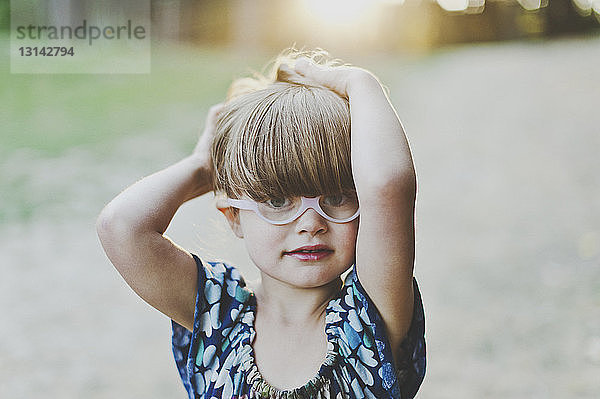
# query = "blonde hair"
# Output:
<box><xmin>212</xmin><ymin>49</ymin><xmax>354</xmax><ymax>201</ymax></box>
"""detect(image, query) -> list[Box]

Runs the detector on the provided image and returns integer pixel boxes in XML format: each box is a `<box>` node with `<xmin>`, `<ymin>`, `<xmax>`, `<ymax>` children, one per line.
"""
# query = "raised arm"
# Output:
<box><xmin>294</xmin><ymin>60</ymin><xmax>416</xmax><ymax>358</ymax></box>
<box><xmin>96</xmin><ymin>104</ymin><xmax>223</xmax><ymax>331</ymax></box>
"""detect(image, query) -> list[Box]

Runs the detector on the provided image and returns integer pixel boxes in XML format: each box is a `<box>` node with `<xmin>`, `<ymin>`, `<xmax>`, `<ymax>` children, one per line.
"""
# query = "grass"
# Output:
<box><xmin>1</xmin><ymin>37</ymin><xmax>269</xmax><ymax>156</ymax></box>
<box><xmin>0</xmin><ymin>38</ymin><xmax>269</xmax><ymax>222</ymax></box>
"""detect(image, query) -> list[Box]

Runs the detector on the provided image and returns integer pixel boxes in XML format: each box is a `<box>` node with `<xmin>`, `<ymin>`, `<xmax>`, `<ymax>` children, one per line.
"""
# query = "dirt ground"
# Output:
<box><xmin>1</xmin><ymin>35</ymin><xmax>599</xmax><ymax>398</ymax></box>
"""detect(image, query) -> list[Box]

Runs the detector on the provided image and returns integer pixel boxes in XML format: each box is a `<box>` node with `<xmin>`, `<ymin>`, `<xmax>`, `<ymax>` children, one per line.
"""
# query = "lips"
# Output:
<box><xmin>284</xmin><ymin>245</ymin><xmax>333</xmax><ymax>261</ymax></box>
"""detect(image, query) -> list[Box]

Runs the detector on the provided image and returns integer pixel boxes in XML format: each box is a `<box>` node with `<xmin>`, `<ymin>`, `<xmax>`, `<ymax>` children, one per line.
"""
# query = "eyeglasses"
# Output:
<box><xmin>227</xmin><ymin>194</ymin><xmax>360</xmax><ymax>225</ymax></box>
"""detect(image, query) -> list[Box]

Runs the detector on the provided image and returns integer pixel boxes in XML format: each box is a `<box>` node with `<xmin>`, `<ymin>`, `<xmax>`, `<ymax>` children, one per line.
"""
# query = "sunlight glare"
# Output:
<box><xmin>572</xmin><ymin>0</ymin><xmax>593</xmax><ymax>14</ymax></box>
<box><xmin>517</xmin><ymin>0</ymin><xmax>543</xmax><ymax>10</ymax></box>
<box><xmin>377</xmin><ymin>0</ymin><xmax>406</xmax><ymax>4</ymax></box>
<box><xmin>303</xmin><ymin>0</ymin><xmax>371</xmax><ymax>25</ymax></box>
<box><xmin>436</xmin><ymin>0</ymin><xmax>470</xmax><ymax>12</ymax></box>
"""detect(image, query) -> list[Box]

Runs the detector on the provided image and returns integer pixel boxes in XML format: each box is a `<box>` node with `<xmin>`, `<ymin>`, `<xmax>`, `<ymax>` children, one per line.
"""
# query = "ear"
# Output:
<box><xmin>216</xmin><ymin>197</ymin><xmax>244</xmax><ymax>238</ymax></box>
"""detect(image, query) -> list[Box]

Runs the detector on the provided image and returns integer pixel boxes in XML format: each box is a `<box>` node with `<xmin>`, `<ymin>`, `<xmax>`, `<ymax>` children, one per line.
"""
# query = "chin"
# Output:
<box><xmin>286</xmin><ymin>264</ymin><xmax>348</xmax><ymax>288</ymax></box>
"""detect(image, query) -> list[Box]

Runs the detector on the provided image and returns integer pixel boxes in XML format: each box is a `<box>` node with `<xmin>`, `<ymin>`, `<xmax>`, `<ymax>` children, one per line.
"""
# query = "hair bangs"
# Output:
<box><xmin>214</xmin><ymin>83</ymin><xmax>353</xmax><ymax>201</ymax></box>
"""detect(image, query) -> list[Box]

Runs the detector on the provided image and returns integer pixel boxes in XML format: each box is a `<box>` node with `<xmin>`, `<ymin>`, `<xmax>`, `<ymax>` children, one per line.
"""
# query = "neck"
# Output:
<box><xmin>252</xmin><ymin>273</ymin><xmax>342</xmax><ymax>326</ymax></box>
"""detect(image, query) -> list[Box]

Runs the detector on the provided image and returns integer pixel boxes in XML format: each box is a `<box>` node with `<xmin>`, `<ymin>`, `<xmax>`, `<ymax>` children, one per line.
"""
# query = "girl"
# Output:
<box><xmin>97</xmin><ymin>50</ymin><xmax>425</xmax><ymax>398</ymax></box>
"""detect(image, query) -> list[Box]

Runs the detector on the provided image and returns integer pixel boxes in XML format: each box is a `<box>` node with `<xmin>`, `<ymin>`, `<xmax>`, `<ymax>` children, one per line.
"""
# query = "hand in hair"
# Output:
<box><xmin>293</xmin><ymin>57</ymin><xmax>375</xmax><ymax>99</ymax></box>
<box><xmin>194</xmin><ymin>102</ymin><xmax>225</xmax><ymax>162</ymax></box>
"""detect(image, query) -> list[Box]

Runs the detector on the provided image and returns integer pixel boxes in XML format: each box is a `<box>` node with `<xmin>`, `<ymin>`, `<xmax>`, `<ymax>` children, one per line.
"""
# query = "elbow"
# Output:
<box><xmin>96</xmin><ymin>206</ymin><xmax>109</xmax><ymax>242</ymax></box>
<box><xmin>96</xmin><ymin>204</ymin><xmax>131</xmax><ymax>249</ymax></box>
<box><xmin>95</xmin><ymin>205</ymin><xmax>141</xmax><ymax>275</ymax></box>
<box><xmin>96</xmin><ymin>206</ymin><xmax>116</xmax><ymax>252</ymax></box>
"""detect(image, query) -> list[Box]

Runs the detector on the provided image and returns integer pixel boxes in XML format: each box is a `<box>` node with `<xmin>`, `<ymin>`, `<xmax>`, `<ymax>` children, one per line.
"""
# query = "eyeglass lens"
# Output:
<box><xmin>255</xmin><ymin>195</ymin><xmax>358</xmax><ymax>222</ymax></box>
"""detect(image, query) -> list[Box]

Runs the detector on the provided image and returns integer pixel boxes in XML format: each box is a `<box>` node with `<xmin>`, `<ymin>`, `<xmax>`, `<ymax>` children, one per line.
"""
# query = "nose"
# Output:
<box><xmin>294</xmin><ymin>207</ymin><xmax>328</xmax><ymax>236</ymax></box>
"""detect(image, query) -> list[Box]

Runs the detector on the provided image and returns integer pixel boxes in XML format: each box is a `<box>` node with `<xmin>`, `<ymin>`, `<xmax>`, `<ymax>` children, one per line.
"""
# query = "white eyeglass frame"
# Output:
<box><xmin>226</xmin><ymin>196</ymin><xmax>360</xmax><ymax>225</ymax></box>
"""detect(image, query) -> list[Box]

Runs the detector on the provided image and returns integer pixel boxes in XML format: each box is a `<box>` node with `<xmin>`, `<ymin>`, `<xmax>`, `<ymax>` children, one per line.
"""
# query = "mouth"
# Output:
<box><xmin>283</xmin><ymin>245</ymin><xmax>333</xmax><ymax>261</ymax></box>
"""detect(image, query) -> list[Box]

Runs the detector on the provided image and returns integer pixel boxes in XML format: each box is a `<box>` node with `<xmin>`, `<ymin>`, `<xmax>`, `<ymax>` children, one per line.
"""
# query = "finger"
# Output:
<box><xmin>277</xmin><ymin>62</ymin><xmax>300</xmax><ymax>82</ymax></box>
<box><xmin>294</xmin><ymin>58</ymin><xmax>338</xmax><ymax>91</ymax></box>
<box><xmin>208</xmin><ymin>102</ymin><xmax>225</xmax><ymax>117</ymax></box>
<box><xmin>279</xmin><ymin>63</ymin><xmax>292</xmax><ymax>74</ymax></box>
<box><xmin>205</xmin><ymin>103</ymin><xmax>225</xmax><ymax>125</ymax></box>
<box><xmin>294</xmin><ymin>57</ymin><xmax>317</xmax><ymax>77</ymax></box>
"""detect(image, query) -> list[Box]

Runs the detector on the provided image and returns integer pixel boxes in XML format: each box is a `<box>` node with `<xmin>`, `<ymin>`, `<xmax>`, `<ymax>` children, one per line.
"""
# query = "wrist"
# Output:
<box><xmin>346</xmin><ymin>70</ymin><xmax>380</xmax><ymax>97</ymax></box>
<box><xmin>181</xmin><ymin>153</ymin><xmax>214</xmax><ymax>200</ymax></box>
<box><xmin>187</xmin><ymin>150</ymin><xmax>211</xmax><ymax>170</ymax></box>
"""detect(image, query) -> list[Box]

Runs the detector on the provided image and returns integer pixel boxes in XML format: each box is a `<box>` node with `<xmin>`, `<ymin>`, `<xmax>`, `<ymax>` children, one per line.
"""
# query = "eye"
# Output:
<box><xmin>322</xmin><ymin>194</ymin><xmax>346</xmax><ymax>207</ymax></box>
<box><xmin>265</xmin><ymin>197</ymin><xmax>291</xmax><ymax>209</ymax></box>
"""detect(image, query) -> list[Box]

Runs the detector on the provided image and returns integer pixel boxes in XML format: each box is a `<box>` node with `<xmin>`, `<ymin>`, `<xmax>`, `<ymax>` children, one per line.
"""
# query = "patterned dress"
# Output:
<box><xmin>172</xmin><ymin>255</ymin><xmax>426</xmax><ymax>399</ymax></box>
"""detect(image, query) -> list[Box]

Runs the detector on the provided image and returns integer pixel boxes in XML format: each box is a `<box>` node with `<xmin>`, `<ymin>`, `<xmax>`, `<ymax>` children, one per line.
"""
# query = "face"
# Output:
<box><xmin>229</xmin><ymin>203</ymin><xmax>359</xmax><ymax>289</ymax></box>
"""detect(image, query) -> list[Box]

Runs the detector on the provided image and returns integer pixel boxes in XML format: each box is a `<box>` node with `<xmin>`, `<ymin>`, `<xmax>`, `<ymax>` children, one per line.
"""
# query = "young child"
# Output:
<box><xmin>97</xmin><ymin>49</ymin><xmax>425</xmax><ymax>399</ymax></box>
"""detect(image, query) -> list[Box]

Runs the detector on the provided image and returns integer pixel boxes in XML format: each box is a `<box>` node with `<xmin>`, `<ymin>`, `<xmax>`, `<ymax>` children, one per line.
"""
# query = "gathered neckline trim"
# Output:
<box><xmin>243</xmin><ymin>346</ymin><xmax>338</xmax><ymax>399</ymax></box>
<box><xmin>239</xmin><ymin>292</ymin><xmax>341</xmax><ymax>398</ymax></box>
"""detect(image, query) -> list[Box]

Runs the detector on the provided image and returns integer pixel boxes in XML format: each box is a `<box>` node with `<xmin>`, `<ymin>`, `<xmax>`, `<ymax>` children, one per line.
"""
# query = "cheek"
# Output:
<box><xmin>238</xmin><ymin>213</ymin><xmax>286</xmax><ymax>256</ymax></box>
<box><xmin>336</xmin><ymin>221</ymin><xmax>359</xmax><ymax>259</ymax></box>
<box><xmin>240</xmin><ymin>216</ymin><xmax>276</xmax><ymax>239</ymax></box>
<box><xmin>345</xmin><ymin>221</ymin><xmax>359</xmax><ymax>246</ymax></box>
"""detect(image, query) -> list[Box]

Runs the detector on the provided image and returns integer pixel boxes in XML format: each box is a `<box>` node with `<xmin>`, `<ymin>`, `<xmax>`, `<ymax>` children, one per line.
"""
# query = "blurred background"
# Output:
<box><xmin>1</xmin><ymin>0</ymin><xmax>599</xmax><ymax>397</ymax></box>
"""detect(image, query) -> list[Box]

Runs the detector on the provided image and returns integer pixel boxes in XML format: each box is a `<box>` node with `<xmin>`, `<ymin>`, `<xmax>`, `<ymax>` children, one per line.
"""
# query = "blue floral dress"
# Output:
<box><xmin>172</xmin><ymin>255</ymin><xmax>426</xmax><ymax>399</ymax></box>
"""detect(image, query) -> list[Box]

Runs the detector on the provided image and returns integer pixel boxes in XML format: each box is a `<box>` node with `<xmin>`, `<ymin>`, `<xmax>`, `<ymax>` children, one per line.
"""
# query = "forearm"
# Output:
<box><xmin>347</xmin><ymin>73</ymin><xmax>415</xmax><ymax>192</ymax></box>
<box><xmin>97</xmin><ymin>153</ymin><xmax>212</xmax><ymax>237</ymax></box>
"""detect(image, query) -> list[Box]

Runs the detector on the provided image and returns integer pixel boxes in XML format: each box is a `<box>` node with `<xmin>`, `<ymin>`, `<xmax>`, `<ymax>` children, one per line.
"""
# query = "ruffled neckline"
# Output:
<box><xmin>240</xmin><ymin>291</ymin><xmax>341</xmax><ymax>398</ymax></box>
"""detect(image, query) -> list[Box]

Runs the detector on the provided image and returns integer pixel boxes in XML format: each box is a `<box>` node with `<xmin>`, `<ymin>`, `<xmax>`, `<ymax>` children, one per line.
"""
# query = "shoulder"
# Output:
<box><xmin>191</xmin><ymin>255</ymin><xmax>253</xmax><ymax>310</ymax></box>
<box><xmin>326</xmin><ymin>265</ymin><xmax>426</xmax><ymax>398</ymax></box>
<box><xmin>172</xmin><ymin>256</ymin><xmax>256</xmax><ymax>397</ymax></box>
